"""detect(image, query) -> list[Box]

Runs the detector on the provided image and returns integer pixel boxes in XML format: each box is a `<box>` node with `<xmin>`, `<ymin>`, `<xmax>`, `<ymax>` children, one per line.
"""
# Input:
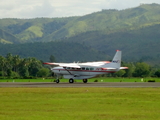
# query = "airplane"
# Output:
<box><xmin>43</xmin><ymin>50</ymin><xmax>128</xmax><ymax>83</ymax></box>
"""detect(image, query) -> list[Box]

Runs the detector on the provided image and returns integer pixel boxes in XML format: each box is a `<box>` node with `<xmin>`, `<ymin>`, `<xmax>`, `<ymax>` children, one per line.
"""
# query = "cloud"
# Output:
<box><xmin>99</xmin><ymin>0</ymin><xmax>160</xmax><ymax>10</ymax></box>
<box><xmin>0</xmin><ymin>0</ymin><xmax>55</xmax><ymax>18</ymax></box>
<box><xmin>0</xmin><ymin>0</ymin><xmax>160</xmax><ymax>18</ymax></box>
<box><xmin>19</xmin><ymin>1</ymin><xmax>55</xmax><ymax>18</ymax></box>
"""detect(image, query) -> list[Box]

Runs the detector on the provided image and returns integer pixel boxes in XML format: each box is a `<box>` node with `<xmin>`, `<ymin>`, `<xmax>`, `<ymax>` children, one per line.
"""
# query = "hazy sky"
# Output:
<box><xmin>0</xmin><ymin>0</ymin><xmax>160</xmax><ymax>18</ymax></box>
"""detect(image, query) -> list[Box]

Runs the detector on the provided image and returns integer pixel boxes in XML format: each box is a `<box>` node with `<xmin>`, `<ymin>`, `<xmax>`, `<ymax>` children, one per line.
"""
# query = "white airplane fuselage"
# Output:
<box><xmin>44</xmin><ymin>50</ymin><xmax>128</xmax><ymax>83</ymax></box>
<box><xmin>52</xmin><ymin>66</ymin><xmax>118</xmax><ymax>79</ymax></box>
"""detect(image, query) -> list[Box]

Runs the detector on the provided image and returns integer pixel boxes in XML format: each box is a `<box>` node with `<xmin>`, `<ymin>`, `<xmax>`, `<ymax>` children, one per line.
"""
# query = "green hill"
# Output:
<box><xmin>0</xmin><ymin>42</ymin><xmax>108</xmax><ymax>62</ymax></box>
<box><xmin>0</xmin><ymin>29</ymin><xmax>20</xmax><ymax>44</ymax></box>
<box><xmin>64</xmin><ymin>24</ymin><xmax>160</xmax><ymax>63</ymax></box>
<box><xmin>0</xmin><ymin>4</ymin><xmax>160</xmax><ymax>43</ymax></box>
<box><xmin>0</xmin><ymin>4</ymin><xmax>160</xmax><ymax>64</ymax></box>
<box><xmin>42</xmin><ymin>3</ymin><xmax>160</xmax><ymax>41</ymax></box>
<box><xmin>0</xmin><ymin>17</ymin><xmax>77</xmax><ymax>43</ymax></box>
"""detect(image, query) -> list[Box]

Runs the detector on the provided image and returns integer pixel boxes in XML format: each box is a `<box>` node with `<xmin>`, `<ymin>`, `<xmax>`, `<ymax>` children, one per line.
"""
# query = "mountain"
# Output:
<box><xmin>0</xmin><ymin>29</ymin><xmax>20</xmax><ymax>44</ymax></box>
<box><xmin>0</xmin><ymin>42</ymin><xmax>108</xmax><ymax>62</ymax></box>
<box><xmin>42</xmin><ymin>3</ymin><xmax>160</xmax><ymax>41</ymax></box>
<box><xmin>0</xmin><ymin>4</ymin><xmax>160</xmax><ymax>64</ymax></box>
<box><xmin>64</xmin><ymin>24</ymin><xmax>160</xmax><ymax>64</ymax></box>
<box><xmin>0</xmin><ymin>4</ymin><xmax>160</xmax><ymax>43</ymax></box>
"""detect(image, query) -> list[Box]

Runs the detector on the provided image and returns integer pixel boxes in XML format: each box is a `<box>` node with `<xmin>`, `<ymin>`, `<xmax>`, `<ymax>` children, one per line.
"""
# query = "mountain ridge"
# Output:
<box><xmin>0</xmin><ymin>4</ymin><xmax>160</xmax><ymax>65</ymax></box>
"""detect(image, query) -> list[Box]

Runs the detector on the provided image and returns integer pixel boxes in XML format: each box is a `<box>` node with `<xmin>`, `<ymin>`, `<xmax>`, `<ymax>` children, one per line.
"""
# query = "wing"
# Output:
<box><xmin>78</xmin><ymin>61</ymin><xmax>111</xmax><ymax>67</ymax></box>
<box><xmin>102</xmin><ymin>67</ymin><xmax>118</xmax><ymax>70</ymax></box>
<box><xmin>43</xmin><ymin>62</ymin><xmax>61</xmax><ymax>65</ymax></box>
<box><xmin>43</xmin><ymin>62</ymin><xmax>81</xmax><ymax>68</ymax></box>
<box><xmin>103</xmin><ymin>67</ymin><xmax>128</xmax><ymax>70</ymax></box>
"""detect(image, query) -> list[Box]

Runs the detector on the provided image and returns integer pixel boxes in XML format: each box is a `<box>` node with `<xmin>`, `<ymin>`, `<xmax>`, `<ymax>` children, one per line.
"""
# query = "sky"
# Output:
<box><xmin>0</xmin><ymin>0</ymin><xmax>160</xmax><ymax>18</ymax></box>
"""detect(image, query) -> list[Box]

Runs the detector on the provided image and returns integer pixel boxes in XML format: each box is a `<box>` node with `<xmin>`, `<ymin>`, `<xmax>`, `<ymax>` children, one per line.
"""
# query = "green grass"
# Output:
<box><xmin>0</xmin><ymin>77</ymin><xmax>160</xmax><ymax>82</ymax></box>
<box><xmin>0</xmin><ymin>88</ymin><xmax>160</xmax><ymax>120</ymax></box>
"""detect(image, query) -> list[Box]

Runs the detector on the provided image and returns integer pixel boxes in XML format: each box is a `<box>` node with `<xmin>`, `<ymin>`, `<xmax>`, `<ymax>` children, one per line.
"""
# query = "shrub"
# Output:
<box><xmin>94</xmin><ymin>80</ymin><xmax>98</xmax><ymax>82</ymax></box>
<box><xmin>148</xmin><ymin>80</ymin><xmax>155</xmax><ymax>82</ymax></box>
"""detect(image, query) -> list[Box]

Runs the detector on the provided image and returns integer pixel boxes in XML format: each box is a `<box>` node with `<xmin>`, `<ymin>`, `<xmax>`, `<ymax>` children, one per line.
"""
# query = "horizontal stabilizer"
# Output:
<box><xmin>120</xmin><ymin>67</ymin><xmax>128</xmax><ymax>69</ymax></box>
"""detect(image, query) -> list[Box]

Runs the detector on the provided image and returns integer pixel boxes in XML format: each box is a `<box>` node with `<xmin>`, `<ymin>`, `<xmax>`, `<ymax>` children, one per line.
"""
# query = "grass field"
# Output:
<box><xmin>0</xmin><ymin>88</ymin><xmax>160</xmax><ymax>120</ymax></box>
<box><xmin>0</xmin><ymin>77</ymin><xmax>160</xmax><ymax>82</ymax></box>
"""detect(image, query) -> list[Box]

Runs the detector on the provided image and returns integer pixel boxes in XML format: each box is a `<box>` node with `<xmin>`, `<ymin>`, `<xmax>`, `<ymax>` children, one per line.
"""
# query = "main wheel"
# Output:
<box><xmin>83</xmin><ymin>79</ymin><xmax>88</xmax><ymax>83</ymax></box>
<box><xmin>69</xmin><ymin>78</ymin><xmax>74</xmax><ymax>83</ymax></box>
<box><xmin>56</xmin><ymin>79</ymin><xmax>60</xmax><ymax>83</ymax></box>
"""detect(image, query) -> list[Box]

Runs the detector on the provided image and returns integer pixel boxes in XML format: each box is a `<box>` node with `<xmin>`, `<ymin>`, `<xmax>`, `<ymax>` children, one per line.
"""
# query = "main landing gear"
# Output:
<box><xmin>83</xmin><ymin>79</ymin><xmax>88</xmax><ymax>83</ymax></box>
<box><xmin>69</xmin><ymin>78</ymin><xmax>74</xmax><ymax>83</ymax></box>
<box><xmin>55</xmin><ymin>78</ymin><xmax>88</xmax><ymax>83</ymax></box>
<box><xmin>56</xmin><ymin>79</ymin><xmax>60</xmax><ymax>83</ymax></box>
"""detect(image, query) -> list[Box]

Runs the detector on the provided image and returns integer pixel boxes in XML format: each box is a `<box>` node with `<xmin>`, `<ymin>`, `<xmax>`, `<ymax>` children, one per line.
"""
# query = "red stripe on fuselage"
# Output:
<box><xmin>53</xmin><ymin>69</ymin><xmax>116</xmax><ymax>73</ymax></box>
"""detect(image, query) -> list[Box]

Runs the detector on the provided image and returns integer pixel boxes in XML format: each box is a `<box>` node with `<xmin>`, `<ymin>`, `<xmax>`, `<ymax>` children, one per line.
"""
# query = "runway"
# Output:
<box><xmin>0</xmin><ymin>82</ymin><xmax>160</xmax><ymax>88</ymax></box>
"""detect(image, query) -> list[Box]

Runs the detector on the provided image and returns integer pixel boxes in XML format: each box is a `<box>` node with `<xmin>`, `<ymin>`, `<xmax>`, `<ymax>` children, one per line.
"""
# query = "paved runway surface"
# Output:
<box><xmin>0</xmin><ymin>82</ymin><xmax>160</xmax><ymax>88</ymax></box>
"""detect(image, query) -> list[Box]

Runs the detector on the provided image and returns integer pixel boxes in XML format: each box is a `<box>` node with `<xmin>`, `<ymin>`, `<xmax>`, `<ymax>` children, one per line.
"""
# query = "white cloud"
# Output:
<box><xmin>0</xmin><ymin>0</ymin><xmax>160</xmax><ymax>18</ymax></box>
<box><xmin>19</xmin><ymin>1</ymin><xmax>55</xmax><ymax>18</ymax></box>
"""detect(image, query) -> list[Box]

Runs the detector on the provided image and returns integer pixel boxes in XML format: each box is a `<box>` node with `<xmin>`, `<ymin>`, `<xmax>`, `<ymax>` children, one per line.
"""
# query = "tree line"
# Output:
<box><xmin>0</xmin><ymin>53</ymin><xmax>50</xmax><ymax>78</ymax></box>
<box><xmin>0</xmin><ymin>53</ymin><xmax>160</xmax><ymax>79</ymax></box>
<box><xmin>113</xmin><ymin>62</ymin><xmax>160</xmax><ymax>78</ymax></box>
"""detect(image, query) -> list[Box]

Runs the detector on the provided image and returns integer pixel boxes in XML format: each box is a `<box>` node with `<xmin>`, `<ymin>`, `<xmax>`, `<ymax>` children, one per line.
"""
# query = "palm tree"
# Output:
<box><xmin>0</xmin><ymin>56</ymin><xmax>6</xmax><ymax>77</ymax></box>
<box><xmin>12</xmin><ymin>55</ymin><xmax>21</xmax><ymax>73</ymax></box>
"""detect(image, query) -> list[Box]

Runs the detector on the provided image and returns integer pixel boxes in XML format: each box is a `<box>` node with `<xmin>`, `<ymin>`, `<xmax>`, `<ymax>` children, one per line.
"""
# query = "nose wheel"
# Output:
<box><xmin>69</xmin><ymin>78</ymin><xmax>74</xmax><ymax>83</ymax></box>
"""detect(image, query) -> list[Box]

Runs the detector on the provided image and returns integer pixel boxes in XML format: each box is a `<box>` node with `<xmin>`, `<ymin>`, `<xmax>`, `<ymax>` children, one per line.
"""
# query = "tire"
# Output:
<box><xmin>56</xmin><ymin>79</ymin><xmax>60</xmax><ymax>83</ymax></box>
<box><xmin>69</xmin><ymin>78</ymin><xmax>74</xmax><ymax>83</ymax></box>
<box><xmin>83</xmin><ymin>79</ymin><xmax>88</xmax><ymax>83</ymax></box>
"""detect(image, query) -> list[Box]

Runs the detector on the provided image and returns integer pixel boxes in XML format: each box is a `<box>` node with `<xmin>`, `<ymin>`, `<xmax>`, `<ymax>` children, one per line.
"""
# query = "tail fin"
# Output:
<box><xmin>102</xmin><ymin>50</ymin><xmax>122</xmax><ymax>69</ymax></box>
<box><xmin>111</xmin><ymin>50</ymin><xmax>121</xmax><ymax>68</ymax></box>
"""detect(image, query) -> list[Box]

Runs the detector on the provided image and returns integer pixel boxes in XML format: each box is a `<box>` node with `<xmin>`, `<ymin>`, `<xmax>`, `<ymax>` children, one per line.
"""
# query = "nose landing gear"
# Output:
<box><xmin>69</xmin><ymin>78</ymin><xmax>74</xmax><ymax>83</ymax></box>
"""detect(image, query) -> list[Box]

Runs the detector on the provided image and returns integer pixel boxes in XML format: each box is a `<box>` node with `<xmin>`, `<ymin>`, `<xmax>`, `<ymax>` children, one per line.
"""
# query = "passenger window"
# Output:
<box><xmin>86</xmin><ymin>68</ymin><xmax>89</xmax><ymax>70</ymax></box>
<box><xmin>82</xmin><ymin>67</ymin><xmax>85</xmax><ymax>70</ymax></box>
<box><xmin>90</xmin><ymin>68</ymin><xmax>94</xmax><ymax>70</ymax></box>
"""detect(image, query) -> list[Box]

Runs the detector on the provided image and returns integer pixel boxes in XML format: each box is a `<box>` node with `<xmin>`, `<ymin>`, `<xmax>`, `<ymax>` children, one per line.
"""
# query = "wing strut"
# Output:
<box><xmin>63</xmin><ymin>67</ymin><xmax>73</xmax><ymax>75</ymax></box>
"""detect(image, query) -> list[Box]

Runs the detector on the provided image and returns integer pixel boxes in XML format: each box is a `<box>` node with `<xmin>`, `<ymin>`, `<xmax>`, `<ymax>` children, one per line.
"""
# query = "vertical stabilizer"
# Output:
<box><xmin>112</xmin><ymin>50</ymin><xmax>121</xmax><ymax>68</ymax></box>
<box><xmin>103</xmin><ymin>50</ymin><xmax>122</xmax><ymax>69</ymax></box>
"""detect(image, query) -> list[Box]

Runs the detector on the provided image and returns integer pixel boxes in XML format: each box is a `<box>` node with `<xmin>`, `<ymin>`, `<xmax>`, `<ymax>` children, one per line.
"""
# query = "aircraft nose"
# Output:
<box><xmin>51</xmin><ymin>68</ymin><xmax>55</xmax><ymax>71</ymax></box>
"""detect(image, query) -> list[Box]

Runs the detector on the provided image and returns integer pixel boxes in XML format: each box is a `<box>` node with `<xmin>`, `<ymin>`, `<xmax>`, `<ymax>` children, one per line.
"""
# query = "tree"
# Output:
<box><xmin>19</xmin><ymin>66</ymin><xmax>29</xmax><ymax>78</ymax></box>
<box><xmin>123</xmin><ymin>63</ymin><xmax>135</xmax><ymax>77</ymax></box>
<box><xmin>133</xmin><ymin>62</ymin><xmax>150</xmax><ymax>77</ymax></box>
<box><xmin>7</xmin><ymin>69</ymin><xmax>12</xmax><ymax>78</ymax></box>
<box><xmin>37</xmin><ymin>68</ymin><xmax>50</xmax><ymax>77</ymax></box>
<box><xmin>113</xmin><ymin>70</ymin><xmax>126</xmax><ymax>77</ymax></box>
<box><xmin>154</xmin><ymin>70</ymin><xmax>160</xmax><ymax>77</ymax></box>
<box><xmin>0</xmin><ymin>56</ymin><xmax>6</xmax><ymax>77</ymax></box>
<box><xmin>12</xmin><ymin>55</ymin><xmax>21</xmax><ymax>73</ymax></box>
<box><xmin>49</xmin><ymin>55</ymin><xmax>56</xmax><ymax>62</ymax></box>
<box><xmin>28</xmin><ymin>58</ymin><xmax>43</xmax><ymax>76</ymax></box>
<box><xmin>17</xmin><ymin>58</ymin><xmax>26</xmax><ymax>77</ymax></box>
